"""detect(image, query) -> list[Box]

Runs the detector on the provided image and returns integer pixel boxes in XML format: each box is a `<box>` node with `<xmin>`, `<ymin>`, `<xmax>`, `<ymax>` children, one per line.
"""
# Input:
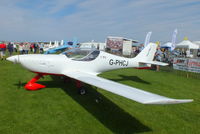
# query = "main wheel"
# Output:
<box><xmin>78</xmin><ymin>87</ymin><xmax>86</xmax><ymax>95</ymax></box>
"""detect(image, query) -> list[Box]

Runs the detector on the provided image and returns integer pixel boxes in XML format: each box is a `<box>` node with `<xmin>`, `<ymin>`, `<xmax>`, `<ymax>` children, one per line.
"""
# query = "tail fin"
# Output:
<box><xmin>135</xmin><ymin>43</ymin><xmax>157</xmax><ymax>61</ymax></box>
<box><xmin>134</xmin><ymin>43</ymin><xmax>168</xmax><ymax>66</ymax></box>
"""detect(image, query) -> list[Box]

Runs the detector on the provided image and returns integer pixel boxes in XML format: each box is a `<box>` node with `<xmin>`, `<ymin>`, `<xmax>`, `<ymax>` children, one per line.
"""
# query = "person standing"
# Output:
<box><xmin>24</xmin><ymin>43</ymin><xmax>30</xmax><ymax>54</ymax></box>
<box><xmin>155</xmin><ymin>47</ymin><xmax>163</xmax><ymax>71</ymax></box>
<box><xmin>39</xmin><ymin>43</ymin><xmax>44</xmax><ymax>54</ymax></box>
<box><xmin>0</xmin><ymin>42</ymin><xmax>7</xmax><ymax>60</ymax></box>
<box><xmin>0</xmin><ymin>43</ymin><xmax>2</xmax><ymax>60</ymax></box>
<box><xmin>33</xmin><ymin>43</ymin><xmax>38</xmax><ymax>53</ymax></box>
<box><xmin>18</xmin><ymin>43</ymin><xmax>24</xmax><ymax>54</ymax></box>
<box><xmin>7</xmin><ymin>42</ymin><xmax>14</xmax><ymax>56</ymax></box>
<box><xmin>13</xmin><ymin>43</ymin><xmax>17</xmax><ymax>52</ymax></box>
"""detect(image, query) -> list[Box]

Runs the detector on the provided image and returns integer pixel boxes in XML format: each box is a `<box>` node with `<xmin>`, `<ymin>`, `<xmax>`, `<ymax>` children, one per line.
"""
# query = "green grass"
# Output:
<box><xmin>0</xmin><ymin>58</ymin><xmax>200</xmax><ymax>134</ymax></box>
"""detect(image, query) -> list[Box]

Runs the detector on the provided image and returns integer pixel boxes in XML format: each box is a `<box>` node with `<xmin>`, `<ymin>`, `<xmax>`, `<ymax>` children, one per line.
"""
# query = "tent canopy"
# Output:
<box><xmin>176</xmin><ymin>40</ymin><xmax>199</xmax><ymax>49</ymax></box>
<box><xmin>193</xmin><ymin>41</ymin><xmax>200</xmax><ymax>46</ymax></box>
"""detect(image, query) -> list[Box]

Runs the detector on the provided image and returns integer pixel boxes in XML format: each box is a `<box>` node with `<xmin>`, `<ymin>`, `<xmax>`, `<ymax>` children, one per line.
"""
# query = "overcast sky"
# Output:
<box><xmin>0</xmin><ymin>0</ymin><xmax>199</xmax><ymax>43</ymax></box>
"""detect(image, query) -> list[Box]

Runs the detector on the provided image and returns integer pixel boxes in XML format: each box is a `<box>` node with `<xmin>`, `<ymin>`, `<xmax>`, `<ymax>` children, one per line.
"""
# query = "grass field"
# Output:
<box><xmin>0</xmin><ymin>58</ymin><xmax>200</xmax><ymax>134</ymax></box>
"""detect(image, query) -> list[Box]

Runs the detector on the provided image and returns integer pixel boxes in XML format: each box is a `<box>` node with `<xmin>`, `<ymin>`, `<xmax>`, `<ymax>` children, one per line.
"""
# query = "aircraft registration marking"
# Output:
<box><xmin>109</xmin><ymin>59</ymin><xmax>128</xmax><ymax>66</ymax></box>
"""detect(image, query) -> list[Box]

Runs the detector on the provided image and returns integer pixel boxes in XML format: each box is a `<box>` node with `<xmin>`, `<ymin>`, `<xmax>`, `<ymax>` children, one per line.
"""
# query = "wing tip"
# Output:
<box><xmin>143</xmin><ymin>99</ymin><xmax>193</xmax><ymax>105</ymax></box>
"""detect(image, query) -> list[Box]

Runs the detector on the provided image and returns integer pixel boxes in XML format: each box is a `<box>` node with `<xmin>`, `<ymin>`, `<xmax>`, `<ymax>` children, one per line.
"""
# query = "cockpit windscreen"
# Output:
<box><xmin>62</xmin><ymin>48</ymin><xmax>100</xmax><ymax>61</ymax></box>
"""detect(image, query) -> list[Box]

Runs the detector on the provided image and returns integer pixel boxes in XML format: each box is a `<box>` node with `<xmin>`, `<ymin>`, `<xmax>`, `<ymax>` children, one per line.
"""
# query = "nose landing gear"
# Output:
<box><xmin>24</xmin><ymin>74</ymin><xmax>46</xmax><ymax>91</ymax></box>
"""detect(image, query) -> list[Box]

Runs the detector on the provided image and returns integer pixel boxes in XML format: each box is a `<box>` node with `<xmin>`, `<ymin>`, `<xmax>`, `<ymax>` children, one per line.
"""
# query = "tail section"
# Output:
<box><xmin>135</xmin><ymin>43</ymin><xmax>157</xmax><ymax>61</ymax></box>
<box><xmin>134</xmin><ymin>43</ymin><xmax>168</xmax><ymax>66</ymax></box>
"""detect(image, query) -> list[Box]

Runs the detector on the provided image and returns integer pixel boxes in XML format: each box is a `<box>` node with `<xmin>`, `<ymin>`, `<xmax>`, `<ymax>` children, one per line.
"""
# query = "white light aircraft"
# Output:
<box><xmin>7</xmin><ymin>43</ymin><xmax>193</xmax><ymax>104</ymax></box>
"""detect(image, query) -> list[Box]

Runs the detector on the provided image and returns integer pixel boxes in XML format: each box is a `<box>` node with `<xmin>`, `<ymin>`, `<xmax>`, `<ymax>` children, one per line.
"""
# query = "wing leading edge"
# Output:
<box><xmin>62</xmin><ymin>71</ymin><xmax>193</xmax><ymax>104</ymax></box>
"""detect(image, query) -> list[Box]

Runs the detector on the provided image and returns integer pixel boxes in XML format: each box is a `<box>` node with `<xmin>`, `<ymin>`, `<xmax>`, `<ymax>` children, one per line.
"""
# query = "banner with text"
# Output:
<box><xmin>173</xmin><ymin>58</ymin><xmax>200</xmax><ymax>73</ymax></box>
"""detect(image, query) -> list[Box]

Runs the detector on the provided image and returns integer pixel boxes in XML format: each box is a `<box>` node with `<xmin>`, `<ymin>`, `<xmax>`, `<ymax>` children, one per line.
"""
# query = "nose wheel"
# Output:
<box><xmin>24</xmin><ymin>74</ymin><xmax>46</xmax><ymax>91</ymax></box>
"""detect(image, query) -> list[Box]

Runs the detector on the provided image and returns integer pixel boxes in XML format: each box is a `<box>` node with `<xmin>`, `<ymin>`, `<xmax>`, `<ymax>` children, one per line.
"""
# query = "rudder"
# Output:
<box><xmin>134</xmin><ymin>43</ymin><xmax>157</xmax><ymax>62</ymax></box>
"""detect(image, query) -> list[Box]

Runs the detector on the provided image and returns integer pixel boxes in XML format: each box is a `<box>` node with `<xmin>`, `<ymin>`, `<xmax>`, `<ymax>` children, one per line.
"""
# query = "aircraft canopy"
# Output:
<box><xmin>62</xmin><ymin>48</ymin><xmax>100</xmax><ymax>61</ymax></box>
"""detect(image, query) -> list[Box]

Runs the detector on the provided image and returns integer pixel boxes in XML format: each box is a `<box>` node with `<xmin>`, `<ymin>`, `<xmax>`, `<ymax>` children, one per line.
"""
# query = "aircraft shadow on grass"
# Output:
<box><xmin>14</xmin><ymin>76</ymin><xmax>152</xmax><ymax>134</ymax></box>
<box><xmin>106</xmin><ymin>75</ymin><xmax>151</xmax><ymax>85</ymax></box>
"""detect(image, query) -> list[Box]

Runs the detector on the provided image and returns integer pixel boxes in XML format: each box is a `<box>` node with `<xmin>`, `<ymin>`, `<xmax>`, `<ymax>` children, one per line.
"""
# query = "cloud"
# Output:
<box><xmin>0</xmin><ymin>0</ymin><xmax>199</xmax><ymax>43</ymax></box>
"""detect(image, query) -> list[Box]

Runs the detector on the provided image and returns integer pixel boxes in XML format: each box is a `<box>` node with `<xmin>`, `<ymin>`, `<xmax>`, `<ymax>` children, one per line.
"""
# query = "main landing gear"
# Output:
<box><xmin>75</xmin><ymin>80</ymin><xmax>86</xmax><ymax>95</ymax></box>
<box><xmin>24</xmin><ymin>74</ymin><xmax>46</xmax><ymax>91</ymax></box>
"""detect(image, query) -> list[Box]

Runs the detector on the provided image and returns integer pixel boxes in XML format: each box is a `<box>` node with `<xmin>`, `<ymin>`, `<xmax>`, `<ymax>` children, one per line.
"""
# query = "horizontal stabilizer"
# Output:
<box><xmin>140</xmin><ymin>61</ymin><xmax>168</xmax><ymax>66</ymax></box>
<box><xmin>62</xmin><ymin>71</ymin><xmax>192</xmax><ymax>105</ymax></box>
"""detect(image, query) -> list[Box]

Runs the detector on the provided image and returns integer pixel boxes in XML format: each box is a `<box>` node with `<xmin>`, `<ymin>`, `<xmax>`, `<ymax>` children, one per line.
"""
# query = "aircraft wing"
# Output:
<box><xmin>62</xmin><ymin>71</ymin><xmax>193</xmax><ymax>104</ymax></box>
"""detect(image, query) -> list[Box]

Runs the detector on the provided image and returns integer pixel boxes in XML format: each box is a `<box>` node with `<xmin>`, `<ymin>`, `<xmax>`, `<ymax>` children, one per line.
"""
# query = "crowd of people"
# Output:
<box><xmin>0</xmin><ymin>42</ymin><xmax>45</xmax><ymax>60</ymax></box>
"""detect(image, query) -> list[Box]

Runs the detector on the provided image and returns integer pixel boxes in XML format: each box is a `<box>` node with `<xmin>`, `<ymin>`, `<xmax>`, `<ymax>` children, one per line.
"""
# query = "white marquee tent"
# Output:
<box><xmin>176</xmin><ymin>40</ymin><xmax>199</xmax><ymax>49</ymax></box>
<box><xmin>193</xmin><ymin>41</ymin><xmax>200</xmax><ymax>47</ymax></box>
